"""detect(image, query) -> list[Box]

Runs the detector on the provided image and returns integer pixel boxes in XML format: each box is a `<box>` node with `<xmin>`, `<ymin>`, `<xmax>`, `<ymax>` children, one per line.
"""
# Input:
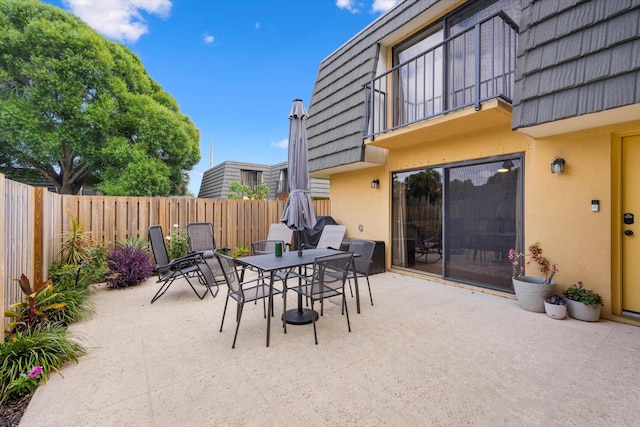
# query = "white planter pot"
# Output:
<box><xmin>544</xmin><ymin>300</ymin><xmax>567</xmax><ymax>319</ymax></box>
<box><xmin>566</xmin><ymin>299</ymin><xmax>601</xmax><ymax>322</ymax></box>
<box><xmin>512</xmin><ymin>277</ymin><xmax>556</xmax><ymax>313</ymax></box>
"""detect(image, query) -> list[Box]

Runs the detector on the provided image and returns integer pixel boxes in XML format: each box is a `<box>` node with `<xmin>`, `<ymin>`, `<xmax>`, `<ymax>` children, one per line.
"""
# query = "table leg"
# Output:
<box><xmin>352</xmin><ymin>258</ymin><xmax>360</xmax><ymax>314</ymax></box>
<box><xmin>266</xmin><ymin>270</ymin><xmax>274</xmax><ymax>347</ymax></box>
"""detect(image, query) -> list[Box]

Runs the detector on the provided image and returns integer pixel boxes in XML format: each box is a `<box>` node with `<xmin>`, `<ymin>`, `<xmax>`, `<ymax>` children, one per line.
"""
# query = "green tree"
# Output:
<box><xmin>227</xmin><ymin>181</ymin><xmax>270</xmax><ymax>200</ymax></box>
<box><xmin>0</xmin><ymin>0</ymin><xmax>200</xmax><ymax>195</ymax></box>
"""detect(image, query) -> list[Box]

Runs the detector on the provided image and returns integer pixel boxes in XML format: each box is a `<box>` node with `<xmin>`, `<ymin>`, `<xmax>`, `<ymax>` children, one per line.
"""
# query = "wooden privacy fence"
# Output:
<box><xmin>1</xmin><ymin>173</ymin><xmax>330</xmax><ymax>334</ymax></box>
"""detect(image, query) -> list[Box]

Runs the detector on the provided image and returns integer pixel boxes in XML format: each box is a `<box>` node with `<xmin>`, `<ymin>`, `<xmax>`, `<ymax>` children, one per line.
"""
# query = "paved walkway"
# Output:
<box><xmin>20</xmin><ymin>271</ymin><xmax>640</xmax><ymax>426</ymax></box>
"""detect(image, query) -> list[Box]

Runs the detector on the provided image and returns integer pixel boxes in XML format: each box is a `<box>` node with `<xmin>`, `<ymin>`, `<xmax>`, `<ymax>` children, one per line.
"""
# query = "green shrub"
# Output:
<box><xmin>165</xmin><ymin>225</ymin><xmax>189</xmax><ymax>259</ymax></box>
<box><xmin>1</xmin><ymin>324</ymin><xmax>86</xmax><ymax>403</ymax></box>
<box><xmin>37</xmin><ymin>286</ymin><xmax>95</xmax><ymax>326</ymax></box>
<box><xmin>84</xmin><ymin>244</ymin><xmax>109</xmax><ymax>283</ymax></box>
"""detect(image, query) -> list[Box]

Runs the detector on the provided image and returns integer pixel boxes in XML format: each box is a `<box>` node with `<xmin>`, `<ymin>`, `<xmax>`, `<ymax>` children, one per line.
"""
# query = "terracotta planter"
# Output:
<box><xmin>566</xmin><ymin>299</ymin><xmax>601</xmax><ymax>322</ymax></box>
<box><xmin>512</xmin><ymin>276</ymin><xmax>555</xmax><ymax>313</ymax></box>
<box><xmin>544</xmin><ymin>299</ymin><xmax>567</xmax><ymax>319</ymax></box>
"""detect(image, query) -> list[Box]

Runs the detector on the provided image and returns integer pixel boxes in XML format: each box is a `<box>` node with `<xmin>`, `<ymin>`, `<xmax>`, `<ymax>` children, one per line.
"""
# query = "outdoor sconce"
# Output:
<box><xmin>371</xmin><ymin>179</ymin><xmax>380</xmax><ymax>189</ymax></box>
<box><xmin>498</xmin><ymin>159</ymin><xmax>514</xmax><ymax>173</ymax></box>
<box><xmin>551</xmin><ymin>157</ymin><xmax>565</xmax><ymax>174</ymax></box>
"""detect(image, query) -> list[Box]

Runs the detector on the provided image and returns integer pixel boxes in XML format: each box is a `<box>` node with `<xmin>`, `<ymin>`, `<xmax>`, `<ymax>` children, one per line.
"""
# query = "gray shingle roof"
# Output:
<box><xmin>307</xmin><ymin>0</ymin><xmax>442</xmax><ymax>173</ymax></box>
<box><xmin>512</xmin><ymin>0</ymin><xmax>640</xmax><ymax>129</ymax></box>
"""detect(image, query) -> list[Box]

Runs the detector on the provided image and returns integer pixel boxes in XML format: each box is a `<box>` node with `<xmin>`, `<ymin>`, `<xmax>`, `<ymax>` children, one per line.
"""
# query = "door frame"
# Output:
<box><xmin>611</xmin><ymin>130</ymin><xmax>640</xmax><ymax>316</ymax></box>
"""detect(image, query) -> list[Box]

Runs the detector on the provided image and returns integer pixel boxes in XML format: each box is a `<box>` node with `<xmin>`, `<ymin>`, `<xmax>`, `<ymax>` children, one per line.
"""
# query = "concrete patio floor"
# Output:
<box><xmin>20</xmin><ymin>271</ymin><xmax>640</xmax><ymax>426</ymax></box>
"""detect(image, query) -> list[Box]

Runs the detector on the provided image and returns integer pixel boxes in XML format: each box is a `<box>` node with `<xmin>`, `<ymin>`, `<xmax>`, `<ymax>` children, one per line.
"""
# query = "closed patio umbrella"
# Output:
<box><xmin>280</xmin><ymin>99</ymin><xmax>316</xmax><ymax>244</ymax></box>
<box><xmin>280</xmin><ymin>98</ymin><xmax>317</xmax><ymax>325</ymax></box>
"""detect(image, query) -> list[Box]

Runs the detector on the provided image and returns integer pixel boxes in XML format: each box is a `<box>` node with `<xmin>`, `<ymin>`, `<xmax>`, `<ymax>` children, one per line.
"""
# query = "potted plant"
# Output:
<box><xmin>544</xmin><ymin>293</ymin><xmax>567</xmax><ymax>319</ymax></box>
<box><xmin>562</xmin><ymin>281</ymin><xmax>603</xmax><ymax>322</ymax></box>
<box><xmin>508</xmin><ymin>242</ymin><xmax>558</xmax><ymax>313</ymax></box>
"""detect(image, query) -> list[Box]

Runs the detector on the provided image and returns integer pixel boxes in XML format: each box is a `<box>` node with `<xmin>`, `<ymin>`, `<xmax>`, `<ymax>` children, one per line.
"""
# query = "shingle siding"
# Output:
<box><xmin>513</xmin><ymin>0</ymin><xmax>640</xmax><ymax>130</ymax></box>
<box><xmin>307</xmin><ymin>0</ymin><xmax>442</xmax><ymax>172</ymax></box>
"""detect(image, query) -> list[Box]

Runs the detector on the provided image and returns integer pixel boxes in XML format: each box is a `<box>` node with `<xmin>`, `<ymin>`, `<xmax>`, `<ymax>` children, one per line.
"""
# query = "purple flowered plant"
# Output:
<box><xmin>106</xmin><ymin>246</ymin><xmax>154</xmax><ymax>288</ymax></box>
<box><xmin>7</xmin><ymin>366</ymin><xmax>44</xmax><ymax>398</ymax></box>
<box><xmin>28</xmin><ymin>366</ymin><xmax>44</xmax><ymax>378</ymax></box>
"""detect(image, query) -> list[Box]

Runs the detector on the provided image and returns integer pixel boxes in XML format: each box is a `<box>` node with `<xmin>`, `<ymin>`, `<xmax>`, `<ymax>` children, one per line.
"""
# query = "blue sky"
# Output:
<box><xmin>41</xmin><ymin>0</ymin><xmax>401</xmax><ymax>195</ymax></box>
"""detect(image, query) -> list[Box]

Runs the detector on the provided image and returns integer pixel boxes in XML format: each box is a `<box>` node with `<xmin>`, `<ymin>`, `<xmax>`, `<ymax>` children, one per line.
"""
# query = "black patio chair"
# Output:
<box><xmin>216</xmin><ymin>253</ymin><xmax>285</xmax><ymax>348</ymax></box>
<box><xmin>187</xmin><ymin>222</ymin><xmax>228</xmax><ymax>284</ymax></box>
<box><xmin>148</xmin><ymin>225</ymin><xmax>218</xmax><ymax>304</ymax></box>
<box><xmin>283</xmin><ymin>252</ymin><xmax>354</xmax><ymax>345</ymax></box>
<box><xmin>251</xmin><ymin>239</ymin><xmax>285</xmax><ymax>255</ymax></box>
<box><xmin>415</xmin><ymin>227</ymin><xmax>442</xmax><ymax>264</ymax></box>
<box><xmin>346</xmin><ymin>239</ymin><xmax>376</xmax><ymax>306</ymax></box>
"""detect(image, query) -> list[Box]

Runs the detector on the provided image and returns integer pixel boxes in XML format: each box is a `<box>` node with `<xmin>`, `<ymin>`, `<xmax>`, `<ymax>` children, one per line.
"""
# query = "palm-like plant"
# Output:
<box><xmin>58</xmin><ymin>216</ymin><xmax>92</xmax><ymax>265</ymax></box>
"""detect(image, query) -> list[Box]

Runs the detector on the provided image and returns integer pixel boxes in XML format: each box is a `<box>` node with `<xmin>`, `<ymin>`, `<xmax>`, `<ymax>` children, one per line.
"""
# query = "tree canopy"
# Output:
<box><xmin>0</xmin><ymin>0</ymin><xmax>200</xmax><ymax>195</ymax></box>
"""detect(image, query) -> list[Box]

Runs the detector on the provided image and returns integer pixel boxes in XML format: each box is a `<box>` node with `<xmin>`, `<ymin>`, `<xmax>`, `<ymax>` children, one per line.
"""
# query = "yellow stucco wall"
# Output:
<box><xmin>328</xmin><ymin>113</ymin><xmax>640</xmax><ymax>320</ymax></box>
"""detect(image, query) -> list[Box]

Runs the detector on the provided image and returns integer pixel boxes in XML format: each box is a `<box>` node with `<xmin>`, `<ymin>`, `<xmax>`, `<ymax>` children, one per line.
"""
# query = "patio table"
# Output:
<box><xmin>235</xmin><ymin>248</ymin><xmax>360</xmax><ymax>347</ymax></box>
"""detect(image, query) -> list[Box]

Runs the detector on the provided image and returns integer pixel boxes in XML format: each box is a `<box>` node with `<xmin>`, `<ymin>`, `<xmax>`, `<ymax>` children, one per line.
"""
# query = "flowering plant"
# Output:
<box><xmin>165</xmin><ymin>224</ymin><xmax>189</xmax><ymax>260</ymax></box>
<box><xmin>508</xmin><ymin>242</ymin><xmax>558</xmax><ymax>284</ymax></box>
<box><xmin>106</xmin><ymin>246</ymin><xmax>155</xmax><ymax>288</ymax></box>
<box><xmin>563</xmin><ymin>281</ymin><xmax>603</xmax><ymax>307</ymax></box>
<box><xmin>7</xmin><ymin>366</ymin><xmax>43</xmax><ymax>398</ymax></box>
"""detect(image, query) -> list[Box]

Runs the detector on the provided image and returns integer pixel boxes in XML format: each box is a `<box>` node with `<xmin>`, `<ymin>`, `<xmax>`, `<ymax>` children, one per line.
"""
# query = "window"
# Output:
<box><xmin>393</xmin><ymin>24</ymin><xmax>444</xmax><ymax>124</ymax></box>
<box><xmin>391</xmin><ymin>156</ymin><xmax>522</xmax><ymax>292</ymax></box>
<box><xmin>277</xmin><ymin>169</ymin><xmax>289</xmax><ymax>194</ymax></box>
<box><xmin>241</xmin><ymin>169</ymin><xmax>262</xmax><ymax>188</ymax></box>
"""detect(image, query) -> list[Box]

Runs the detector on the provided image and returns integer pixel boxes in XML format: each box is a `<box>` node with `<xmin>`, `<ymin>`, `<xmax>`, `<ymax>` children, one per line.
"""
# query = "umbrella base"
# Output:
<box><xmin>284</xmin><ymin>308</ymin><xmax>319</xmax><ymax>325</ymax></box>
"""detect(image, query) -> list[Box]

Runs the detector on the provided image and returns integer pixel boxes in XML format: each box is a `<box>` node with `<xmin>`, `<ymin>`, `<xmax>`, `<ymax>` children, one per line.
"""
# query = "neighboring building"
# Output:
<box><xmin>307</xmin><ymin>0</ymin><xmax>640</xmax><ymax>323</ymax></box>
<box><xmin>198</xmin><ymin>160</ymin><xmax>329</xmax><ymax>200</ymax></box>
<box><xmin>0</xmin><ymin>166</ymin><xmax>99</xmax><ymax>195</ymax></box>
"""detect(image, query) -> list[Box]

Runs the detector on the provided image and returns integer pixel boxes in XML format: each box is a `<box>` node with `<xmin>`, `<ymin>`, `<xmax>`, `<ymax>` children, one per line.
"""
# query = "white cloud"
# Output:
<box><xmin>336</xmin><ymin>0</ymin><xmax>361</xmax><ymax>14</ymax></box>
<box><xmin>203</xmin><ymin>33</ymin><xmax>215</xmax><ymax>44</ymax></box>
<box><xmin>271</xmin><ymin>138</ymin><xmax>289</xmax><ymax>149</ymax></box>
<box><xmin>62</xmin><ymin>0</ymin><xmax>172</xmax><ymax>43</ymax></box>
<box><xmin>371</xmin><ymin>0</ymin><xmax>402</xmax><ymax>13</ymax></box>
<box><xmin>255</xmin><ymin>22</ymin><xmax>261</xmax><ymax>30</ymax></box>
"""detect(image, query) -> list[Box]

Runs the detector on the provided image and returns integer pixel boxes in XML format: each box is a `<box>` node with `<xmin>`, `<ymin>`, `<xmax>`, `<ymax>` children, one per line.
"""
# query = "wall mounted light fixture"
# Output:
<box><xmin>371</xmin><ymin>179</ymin><xmax>380</xmax><ymax>189</ymax></box>
<box><xmin>551</xmin><ymin>157</ymin><xmax>565</xmax><ymax>174</ymax></box>
<box><xmin>498</xmin><ymin>159</ymin><xmax>514</xmax><ymax>173</ymax></box>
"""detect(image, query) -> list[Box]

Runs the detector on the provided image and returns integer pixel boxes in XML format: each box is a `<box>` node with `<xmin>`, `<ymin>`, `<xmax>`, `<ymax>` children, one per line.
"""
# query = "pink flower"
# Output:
<box><xmin>28</xmin><ymin>366</ymin><xmax>43</xmax><ymax>378</ymax></box>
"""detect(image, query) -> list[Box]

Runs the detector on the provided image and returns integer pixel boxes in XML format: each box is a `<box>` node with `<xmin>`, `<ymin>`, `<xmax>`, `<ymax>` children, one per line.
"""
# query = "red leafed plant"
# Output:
<box><xmin>4</xmin><ymin>274</ymin><xmax>66</xmax><ymax>332</ymax></box>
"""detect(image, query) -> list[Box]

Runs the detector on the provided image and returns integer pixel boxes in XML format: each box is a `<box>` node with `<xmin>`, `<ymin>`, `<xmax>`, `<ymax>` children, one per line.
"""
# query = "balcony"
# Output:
<box><xmin>364</xmin><ymin>12</ymin><xmax>518</xmax><ymax>140</ymax></box>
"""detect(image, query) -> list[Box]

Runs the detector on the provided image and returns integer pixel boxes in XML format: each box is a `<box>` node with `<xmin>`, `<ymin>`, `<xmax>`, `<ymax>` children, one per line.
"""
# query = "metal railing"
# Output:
<box><xmin>364</xmin><ymin>12</ymin><xmax>518</xmax><ymax>140</ymax></box>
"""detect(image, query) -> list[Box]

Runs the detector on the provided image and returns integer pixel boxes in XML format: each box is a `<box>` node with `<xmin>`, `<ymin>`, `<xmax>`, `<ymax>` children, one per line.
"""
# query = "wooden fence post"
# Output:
<box><xmin>34</xmin><ymin>187</ymin><xmax>43</xmax><ymax>285</ymax></box>
<box><xmin>0</xmin><ymin>174</ymin><xmax>5</xmax><ymax>341</ymax></box>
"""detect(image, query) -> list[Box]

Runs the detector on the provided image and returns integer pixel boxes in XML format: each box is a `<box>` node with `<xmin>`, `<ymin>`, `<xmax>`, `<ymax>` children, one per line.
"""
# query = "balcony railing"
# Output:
<box><xmin>364</xmin><ymin>12</ymin><xmax>518</xmax><ymax>140</ymax></box>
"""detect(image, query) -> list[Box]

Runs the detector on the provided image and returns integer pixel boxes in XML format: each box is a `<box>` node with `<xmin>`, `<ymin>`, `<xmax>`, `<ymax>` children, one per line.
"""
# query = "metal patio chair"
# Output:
<box><xmin>187</xmin><ymin>222</ymin><xmax>228</xmax><ymax>285</ymax></box>
<box><xmin>266</xmin><ymin>223</ymin><xmax>293</xmax><ymax>251</ymax></box>
<box><xmin>283</xmin><ymin>252</ymin><xmax>354</xmax><ymax>344</ymax></box>
<box><xmin>148</xmin><ymin>225</ymin><xmax>218</xmax><ymax>304</ymax></box>
<box><xmin>315</xmin><ymin>225</ymin><xmax>347</xmax><ymax>250</ymax></box>
<box><xmin>216</xmin><ymin>253</ymin><xmax>285</xmax><ymax>348</ymax></box>
<box><xmin>251</xmin><ymin>240</ymin><xmax>285</xmax><ymax>255</ymax></box>
<box><xmin>346</xmin><ymin>239</ymin><xmax>376</xmax><ymax>306</ymax></box>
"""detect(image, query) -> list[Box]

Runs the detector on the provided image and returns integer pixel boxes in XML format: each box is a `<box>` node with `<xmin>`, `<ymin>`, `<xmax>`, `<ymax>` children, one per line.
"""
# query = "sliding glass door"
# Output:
<box><xmin>391</xmin><ymin>156</ymin><xmax>522</xmax><ymax>291</ymax></box>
